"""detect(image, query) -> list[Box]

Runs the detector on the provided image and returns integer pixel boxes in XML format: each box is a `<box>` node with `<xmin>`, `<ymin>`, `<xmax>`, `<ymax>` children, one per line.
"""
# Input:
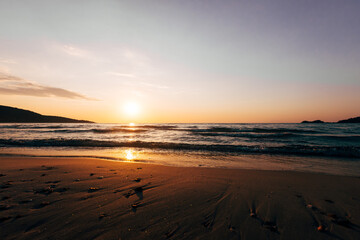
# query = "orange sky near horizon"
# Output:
<box><xmin>1</xmin><ymin>90</ymin><xmax>359</xmax><ymax>123</ymax></box>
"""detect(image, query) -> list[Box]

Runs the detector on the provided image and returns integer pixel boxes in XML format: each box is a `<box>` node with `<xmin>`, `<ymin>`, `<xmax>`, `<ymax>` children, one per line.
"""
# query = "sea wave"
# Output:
<box><xmin>188</xmin><ymin>126</ymin><xmax>320</xmax><ymax>134</ymax></box>
<box><xmin>0</xmin><ymin>138</ymin><xmax>359</xmax><ymax>158</ymax></box>
<box><xmin>192</xmin><ymin>132</ymin><xmax>298</xmax><ymax>139</ymax></box>
<box><xmin>91</xmin><ymin>128</ymin><xmax>148</xmax><ymax>133</ymax></box>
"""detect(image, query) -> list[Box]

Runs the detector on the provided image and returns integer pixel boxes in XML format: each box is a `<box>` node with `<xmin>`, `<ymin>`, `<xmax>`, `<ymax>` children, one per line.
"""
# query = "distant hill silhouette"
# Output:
<box><xmin>0</xmin><ymin>105</ymin><xmax>93</xmax><ymax>123</ymax></box>
<box><xmin>301</xmin><ymin>116</ymin><xmax>360</xmax><ymax>124</ymax></box>
<box><xmin>338</xmin><ymin>116</ymin><xmax>360</xmax><ymax>123</ymax></box>
<box><xmin>301</xmin><ymin>120</ymin><xmax>325</xmax><ymax>123</ymax></box>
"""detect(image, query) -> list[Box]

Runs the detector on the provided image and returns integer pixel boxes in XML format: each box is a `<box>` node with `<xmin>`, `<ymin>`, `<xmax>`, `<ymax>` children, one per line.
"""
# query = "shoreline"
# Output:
<box><xmin>1</xmin><ymin>150</ymin><xmax>359</xmax><ymax>177</ymax></box>
<box><xmin>1</xmin><ymin>156</ymin><xmax>360</xmax><ymax>239</ymax></box>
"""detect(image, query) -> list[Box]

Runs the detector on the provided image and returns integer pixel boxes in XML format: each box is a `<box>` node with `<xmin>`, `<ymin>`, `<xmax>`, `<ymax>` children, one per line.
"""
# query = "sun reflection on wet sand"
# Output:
<box><xmin>125</xmin><ymin>149</ymin><xmax>135</xmax><ymax>161</ymax></box>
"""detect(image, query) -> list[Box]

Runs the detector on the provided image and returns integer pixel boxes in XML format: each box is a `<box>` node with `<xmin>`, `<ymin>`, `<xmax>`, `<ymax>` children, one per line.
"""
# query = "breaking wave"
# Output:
<box><xmin>0</xmin><ymin>138</ymin><xmax>359</xmax><ymax>158</ymax></box>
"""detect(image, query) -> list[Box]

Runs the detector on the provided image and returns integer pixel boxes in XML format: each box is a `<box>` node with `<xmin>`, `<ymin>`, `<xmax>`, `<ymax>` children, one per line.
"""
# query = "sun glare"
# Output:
<box><xmin>123</xmin><ymin>102</ymin><xmax>140</xmax><ymax>116</ymax></box>
<box><xmin>125</xmin><ymin>149</ymin><xmax>135</xmax><ymax>160</ymax></box>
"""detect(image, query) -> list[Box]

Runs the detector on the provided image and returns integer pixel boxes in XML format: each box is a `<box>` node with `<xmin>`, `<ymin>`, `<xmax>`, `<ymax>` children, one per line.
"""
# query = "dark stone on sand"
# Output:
<box><xmin>19</xmin><ymin>199</ymin><xmax>33</xmax><ymax>204</ymax></box>
<box><xmin>134</xmin><ymin>178</ymin><xmax>141</xmax><ymax>182</ymax></box>
<box><xmin>0</xmin><ymin>174</ymin><xmax>6</xmax><ymax>177</ymax></box>
<box><xmin>54</xmin><ymin>187</ymin><xmax>69</xmax><ymax>193</ymax></box>
<box><xmin>0</xmin><ymin>182</ymin><xmax>12</xmax><ymax>189</ymax></box>
<box><xmin>45</xmin><ymin>180</ymin><xmax>60</xmax><ymax>184</ymax></box>
<box><xmin>334</xmin><ymin>218</ymin><xmax>351</xmax><ymax>227</ymax></box>
<box><xmin>0</xmin><ymin>204</ymin><xmax>13</xmax><ymax>211</ymax></box>
<box><xmin>123</xmin><ymin>190</ymin><xmax>133</xmax><ymax>198</ymax></box>
<box><xmin>90</xmin><ymin>173</ymin><xmax>95</xmax><ymax>176</ymax></box>
<box><xmin>131</xmin><ymin>202</ymin><xmax>141</xmax><ymax>209</ymax></box>
<box><xmin>317</xmin><ymin>225</ymin><xmax>326</xmax><ymax>232</ymax></box>
<box><xmin>0</xmin><ymin>216</ymin><xmax>12</xmax><ymax>223</ymax></box>
<box><xmin>134</xmin><ymin>186</ymin><xmax>143</xmax><ymax>193</ymax></box>
<box><xmin>99</xmin><ymin>213</ymin><xmax>108</xmax><ymax>220</ymax></box>
<box><xmin>263</xmin><ymin>221</ymin><xmax>278</xmax><ymax>232</ymax></box>
<box><xmin>20</xmin><ymin>179</ymin><xmax>34</xmax><ymax>182</ymax></box>
<box><xmin>88</xmin><ymin>187</ymin><xmax>100</xmax><ymax>193</ymax></box>
<box><xmin>34</xmin><ymin>201</ymin><xmax>50</xmax><ymax>208</ymax></box>
<box><xmin>34</xmin><ymin>187</ymin><xmax>54</xmax><ymax>195</ymax></box>
<box><xmin>80</xmin><ymin>195</ymin><xmax>94</xmax><ymax>200</ymax></box>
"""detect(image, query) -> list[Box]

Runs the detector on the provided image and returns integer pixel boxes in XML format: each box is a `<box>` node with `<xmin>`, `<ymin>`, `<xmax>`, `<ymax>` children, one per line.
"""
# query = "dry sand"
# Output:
<box><xmin>0</xmin><ymin>156</ymin><xmax>359</xmax><ymax>240</ymax></box>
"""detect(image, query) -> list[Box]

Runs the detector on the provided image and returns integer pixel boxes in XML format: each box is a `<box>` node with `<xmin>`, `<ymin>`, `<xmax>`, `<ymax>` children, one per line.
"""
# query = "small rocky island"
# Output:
<box><xmin>0</xmin><ymin>105</ymin><xmax>93</xmax><ymax>123</ymax></box>
<box><xmin>301</xmin><ymin>120</ymin><xmax>325</xmax><ymax>123</ymax></box>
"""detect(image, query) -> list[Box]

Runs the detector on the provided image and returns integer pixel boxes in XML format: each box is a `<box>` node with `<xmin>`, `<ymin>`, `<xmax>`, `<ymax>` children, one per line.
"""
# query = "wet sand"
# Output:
<box><xmin>0</xmin><ymin>156</ymin><xmax>359</xmax><ymax>240</ymax></box>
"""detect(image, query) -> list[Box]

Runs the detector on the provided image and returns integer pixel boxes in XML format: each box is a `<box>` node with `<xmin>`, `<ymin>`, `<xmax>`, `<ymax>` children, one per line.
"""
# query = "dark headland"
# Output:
<box><xmin>302</xmin><ymin>116</ymin><xmax>360</xmax><ymax>124</ymax></box>
<box><xmin>338</xmin><ymin>116</ymin><xmax>360</xmax><ymax>123</ymax></box>
<box><xmin>0</xmin><ymin>105</ymin><xmax>93</xmax><ymax>123</ymax></box>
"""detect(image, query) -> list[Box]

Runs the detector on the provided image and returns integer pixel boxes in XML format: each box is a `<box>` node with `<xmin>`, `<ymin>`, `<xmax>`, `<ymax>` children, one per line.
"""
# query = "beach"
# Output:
<box><xmin>1</xmin><ymin>156</ymin><xmax>359</xmax><ymax>240</ymax></box>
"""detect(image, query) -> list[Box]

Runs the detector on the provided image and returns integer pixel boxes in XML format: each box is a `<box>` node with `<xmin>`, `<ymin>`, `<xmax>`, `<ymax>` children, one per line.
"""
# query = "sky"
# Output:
<box><xmin>0</xmin><ymin>0</ymin><xmax>359</xmax><ymax>123</ymax></box>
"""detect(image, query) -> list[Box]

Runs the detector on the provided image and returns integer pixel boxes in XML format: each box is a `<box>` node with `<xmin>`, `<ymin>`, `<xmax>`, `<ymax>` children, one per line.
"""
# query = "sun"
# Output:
<box><xmin>123</xmin><ymin>102</ymin><xmax>140</xmax><ymax>116</ymax></box>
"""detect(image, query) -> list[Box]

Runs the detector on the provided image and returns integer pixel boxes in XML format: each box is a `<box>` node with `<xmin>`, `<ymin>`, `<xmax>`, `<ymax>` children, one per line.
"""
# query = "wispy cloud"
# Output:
<box><xmin>0</xmin><ymin>59</ymin><xmax>16</xmax><ymax>64</ymax></box>
<box><xmin>0</xmin><ymin>72</ymin><xmax>95</xmax><ymax>100</ymax></box>
<box><xmin>106</xmin><ymin>72</ymin><xmax>136</xmax><ymax>78</ymax></box>
<box><xmin>106</xmin><ymin>71</ymin><xmax>169</xmax><ymax>90</ymax></box>
<box><xmin>50</xmin><ymin>42</ymin><xmax>95</xmax><ymax>60</ymax></box>
<box><xmin>62</xmin><ymin>45</ymin><xmax>90</xmax><ymax>58</ymax></box>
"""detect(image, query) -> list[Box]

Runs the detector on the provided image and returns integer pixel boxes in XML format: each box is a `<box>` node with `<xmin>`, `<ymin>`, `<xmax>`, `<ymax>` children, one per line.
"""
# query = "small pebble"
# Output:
<box><xmin>0</xmin><ymin>204</ymin><xmax>12</xmax><ymax>210</ymax></box>
<box><xmin>131</xmin><ymin>202</ymin><xmax>140</xmax><ymax>209</ymax></box>
<box><xmin>134</xmin><ymin>186</ymin><xmax>143</xmax><ymax>193</ymax></box>
<box><xmin>19</xmin><ymin>199</ymin><xmax>33</xmax><ymax>204</ymax></box>
<box><xmin>40</xmin><ymin>201</ymin><xmax>50</xmax><ymax>207</ymax></box>
<box><xmin>88</xmin><ymin>187</ymin><xmax>100</xmax><ymax>193</ymax></box>
<box><xmin>306</xmin><ymin>204</ymin><xmax>315</xmax><ymax>209</ymax></box>
<box><xmin>317</xmin><ymin>225</ymin><xmax>326</xmax><ymax>232</ymax></box>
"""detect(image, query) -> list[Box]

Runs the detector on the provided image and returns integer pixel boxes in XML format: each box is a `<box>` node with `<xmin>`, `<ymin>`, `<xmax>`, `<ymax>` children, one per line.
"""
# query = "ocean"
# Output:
<box><xmin>1</xmin><ymin>123</ymin><xmax>359</xmax><ymax>176</ymax></box>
